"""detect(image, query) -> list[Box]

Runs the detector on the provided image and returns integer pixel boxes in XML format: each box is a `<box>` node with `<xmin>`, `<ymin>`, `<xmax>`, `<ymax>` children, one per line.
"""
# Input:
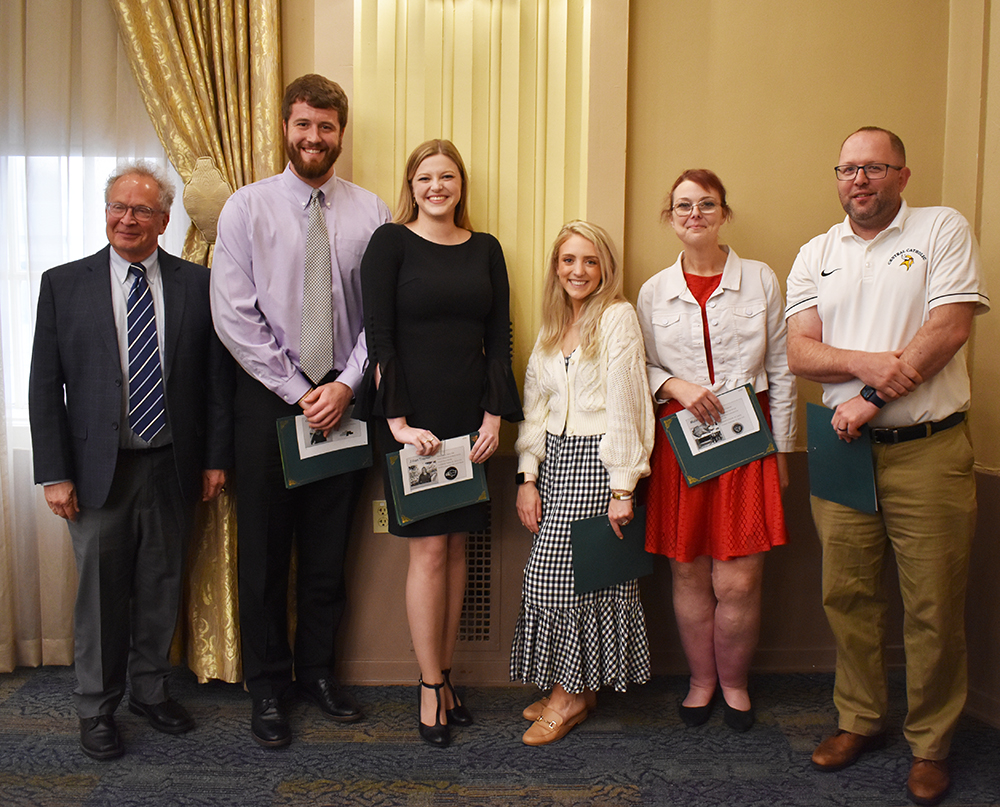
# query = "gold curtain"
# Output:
<box><xmin>107</xmin><ymin>0</ymin><xmax>283</xmax><ymax>262</ymax></box>
<box><xmin>352</xmin><ymin>0</ymin><xmax>591</xmax><ymax>397</ymax></box>
<box><xmin>108</xmin><ymin>0</ymin><xmax>284</xmax><ymax>683</ymax></box>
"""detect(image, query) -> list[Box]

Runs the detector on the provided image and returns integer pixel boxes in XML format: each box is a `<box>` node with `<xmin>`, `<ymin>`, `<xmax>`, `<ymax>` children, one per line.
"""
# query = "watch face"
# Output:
<box><xmin>515</xmin><ymin>473</ymin><xmax>525</xmax><ymax>486</ymax></box>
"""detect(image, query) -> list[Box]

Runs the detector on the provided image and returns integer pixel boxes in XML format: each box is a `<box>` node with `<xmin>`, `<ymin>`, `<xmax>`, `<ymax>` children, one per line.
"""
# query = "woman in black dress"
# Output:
<box><xmin>361</xmin><ymin>139</ymin><xmax>522</xmax><ymax>747</ymax></box>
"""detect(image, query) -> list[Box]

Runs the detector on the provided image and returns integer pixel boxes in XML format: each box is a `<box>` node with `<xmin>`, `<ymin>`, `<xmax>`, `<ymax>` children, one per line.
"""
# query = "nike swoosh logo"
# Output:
<box><xmin>821</xmin><ymin>268</ymin><xmax>843</xmax><ymax>277</ymax></box>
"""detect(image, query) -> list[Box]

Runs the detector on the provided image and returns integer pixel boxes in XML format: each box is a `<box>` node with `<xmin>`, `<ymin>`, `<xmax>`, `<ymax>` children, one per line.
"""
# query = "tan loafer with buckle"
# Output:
<box><xmin>522</xmin><ymin>697</ymin><xmax>550</xmax><ymax>721</ymax></box>
<box><xmin>522</xmin><ymin>705</ymin><xmax>588</xmax><ymax>746</ymax></box>
<box><xmin>523</xmin><ymin>692</ymin><xmax>597</xmax><ymax>722</ymax></box>
<box><xmin>811</xmin><ymin>729</ymin><xmax>887</xmax><ymax>771</ymax></box>
<box><xmin>906</xmin><ymin>757</ymin><xmax>949</xmax><ymax>806</ymax></box>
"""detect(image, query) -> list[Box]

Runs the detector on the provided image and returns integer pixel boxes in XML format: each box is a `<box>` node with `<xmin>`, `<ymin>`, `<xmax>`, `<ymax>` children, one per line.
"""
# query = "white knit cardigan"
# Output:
<box><xmin>516</xmin><ymin>301</ymin><xmax>655</xmax><ymax>493</ymax></box>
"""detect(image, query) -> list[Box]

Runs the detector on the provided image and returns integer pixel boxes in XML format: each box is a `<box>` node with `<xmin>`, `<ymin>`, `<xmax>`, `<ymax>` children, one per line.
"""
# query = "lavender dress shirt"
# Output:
<box><xmin>211</xmin><ymin>165</ymin><xmax>390</xmax><ymax>404</ymax></box>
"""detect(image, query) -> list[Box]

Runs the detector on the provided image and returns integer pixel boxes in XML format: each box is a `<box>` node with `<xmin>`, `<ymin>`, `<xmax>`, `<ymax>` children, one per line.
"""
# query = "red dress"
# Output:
<box><xmin>644</xmin><ymin>272</ymin><xmax>788</xmax><ymax>562</ymax></box>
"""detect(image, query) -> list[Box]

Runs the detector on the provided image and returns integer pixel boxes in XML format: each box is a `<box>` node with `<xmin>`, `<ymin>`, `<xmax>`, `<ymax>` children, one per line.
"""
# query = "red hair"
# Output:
<box><xmin>661</xmin><ymin>169</ymin><xmax>733</xmax><ymax>223</ymax></box>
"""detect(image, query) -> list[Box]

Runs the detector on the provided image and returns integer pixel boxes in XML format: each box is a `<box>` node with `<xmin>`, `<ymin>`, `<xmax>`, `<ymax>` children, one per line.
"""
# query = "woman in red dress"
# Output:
<box><xmin>636</xmin><ymin>169</ymin><xmax>796</xmax><ymax>731</ymax></box>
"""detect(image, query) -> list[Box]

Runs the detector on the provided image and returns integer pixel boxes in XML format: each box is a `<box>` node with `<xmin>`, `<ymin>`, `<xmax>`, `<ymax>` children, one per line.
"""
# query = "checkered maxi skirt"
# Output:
<box><xmin>509</xmin><ymin>432</ymin><xmax>651</xmax><ymax>693</ymax></box>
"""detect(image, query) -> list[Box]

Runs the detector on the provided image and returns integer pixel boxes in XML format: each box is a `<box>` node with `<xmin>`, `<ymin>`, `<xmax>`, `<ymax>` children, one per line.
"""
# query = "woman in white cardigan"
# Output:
<box><xmin>637</xmin><ymin>169</ymin><xmax>796</xmax><ymax>732</ymax></box>
<box><xmin>511</xmin><ymin>220</ymin><xmax>655</xmax><ymax>746</ymax></box>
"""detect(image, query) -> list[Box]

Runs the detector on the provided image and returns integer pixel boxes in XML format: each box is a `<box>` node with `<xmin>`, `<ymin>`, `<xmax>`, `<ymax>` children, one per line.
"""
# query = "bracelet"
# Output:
<box><xmin>860</xmin><ymin>385</ymin><xmax>887</xmax><ymax>409</ymax></box>
<box><xmin>611</xmin><ymin>490</ymin><xmax>633</xmax><ymax>501</ymax></box>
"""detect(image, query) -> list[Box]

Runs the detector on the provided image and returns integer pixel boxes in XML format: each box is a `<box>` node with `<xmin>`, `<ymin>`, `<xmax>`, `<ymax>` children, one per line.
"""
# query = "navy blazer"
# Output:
<box><xmin>29</xmin><ymin>245</ymin><xmax>234</xmax><ymax>509</ymax></box>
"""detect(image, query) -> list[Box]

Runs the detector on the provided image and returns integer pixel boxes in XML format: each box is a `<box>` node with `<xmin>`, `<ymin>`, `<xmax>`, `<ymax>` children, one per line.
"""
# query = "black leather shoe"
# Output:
<box><xmin>251</xmin><ymin>698</ymin><xmax>291</xmax><ymax>748</ymax></box>
<box><xmin>442</xmin><ymin>669</ymin><xmax>473</xmax><ymax>727</ymax></box>
<box><xmin>128</xmin><ymin>697</ymin><xmax>194</xmax><ymax>734</ymax></box>
<box><xmin>80</xmin><ymin>715</ymin><xmax>123</xmax><ymax>760</ymax></box>
<box><xmin>299</xmin><ymin>678</ymin><xmax>363</xmax><ymax>723</ymax></box>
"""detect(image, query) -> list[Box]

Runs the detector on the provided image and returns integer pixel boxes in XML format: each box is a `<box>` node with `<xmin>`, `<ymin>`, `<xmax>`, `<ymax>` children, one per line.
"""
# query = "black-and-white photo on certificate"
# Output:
<box><xmin>400</xmin><ymin>435</ymin><xmax>474</xmax><ymax>496</ymax></box>
<box><xmin>294</xmin><ymin>406</ymin><xmax>368</xmax><ymax>459</ymax></box>
<box><xmin>677</xmin><ymin>386</ymin><xmax>761</xmax><ymax>456</ymax></box>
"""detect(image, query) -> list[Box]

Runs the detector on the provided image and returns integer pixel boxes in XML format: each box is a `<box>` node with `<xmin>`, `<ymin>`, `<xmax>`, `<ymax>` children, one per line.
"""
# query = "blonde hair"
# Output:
<box><xmin>392</xmin><ymin>139</ymin><xmax>473</xmax><ymax>230</ymax></box>
<box><xmin>537</xmin><ymin>220</ymin><xmax>625</xmax><ymax>358</ymax></box>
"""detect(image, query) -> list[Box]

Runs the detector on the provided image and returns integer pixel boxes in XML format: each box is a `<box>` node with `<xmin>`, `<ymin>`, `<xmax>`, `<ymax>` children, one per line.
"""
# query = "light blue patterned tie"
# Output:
<box><xmin>126</xmin><ymin>262</ymin><xmax>166</xmax><ymax>442</ymax></box>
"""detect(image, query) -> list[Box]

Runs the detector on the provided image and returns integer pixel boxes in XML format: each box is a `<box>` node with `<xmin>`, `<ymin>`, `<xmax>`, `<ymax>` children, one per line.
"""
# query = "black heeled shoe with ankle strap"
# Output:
<box><xmin>418</xmin><ymin>679</ymin><xmax>450</xmax><ymax>747</ymax></box>
<box><xmin>442</xmin><ymin>669</ymin><xmax>474</xmax><ymax>726</ymax></box>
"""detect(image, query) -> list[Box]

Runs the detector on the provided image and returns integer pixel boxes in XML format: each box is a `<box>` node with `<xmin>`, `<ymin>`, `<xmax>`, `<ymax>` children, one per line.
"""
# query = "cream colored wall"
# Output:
<box><xmin>964</xmin><ymin>2</ymin><xmax>1000</xmax><ymax>472</ymax></box>
<box><xmin>960</xmin><ymin>0</ymin><xmax>1000</xmax><ymax>725</ymax></box>
<box><xmin>625</xmin><ymin>1</ymin><xmax>952</xmax><ymax>426</ymax></box>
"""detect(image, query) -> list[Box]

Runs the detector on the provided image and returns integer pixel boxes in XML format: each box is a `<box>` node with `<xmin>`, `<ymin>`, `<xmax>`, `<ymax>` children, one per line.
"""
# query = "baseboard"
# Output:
<box><xmin>965</xmin><ymin>685</ymin><xmax>1000</xmax><ymax>729</ymax></box>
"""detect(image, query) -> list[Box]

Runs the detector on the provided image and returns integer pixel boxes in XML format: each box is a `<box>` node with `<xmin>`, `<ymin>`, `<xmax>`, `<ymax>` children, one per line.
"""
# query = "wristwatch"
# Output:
<box><xmin>860</xmin><ymin>385</ymin><xmax>887</xmax><ymax>409</ymax></box>
<box><xmin>515</xmin><ymin>472</ymin><xmax>534</xmax><ymax>486</ymax></box>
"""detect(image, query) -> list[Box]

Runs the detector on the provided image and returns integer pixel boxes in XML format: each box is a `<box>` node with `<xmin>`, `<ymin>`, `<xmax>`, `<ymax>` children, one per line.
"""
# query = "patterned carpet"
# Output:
<box><xmin>1</xmin><ymin>666</ymin><xmax>998</xmax><ymax>806</ymax></box>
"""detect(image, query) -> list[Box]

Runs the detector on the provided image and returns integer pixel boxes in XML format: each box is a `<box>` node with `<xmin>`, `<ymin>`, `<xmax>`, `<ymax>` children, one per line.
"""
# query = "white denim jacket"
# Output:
<box><xmin>636</xmin><ymin>247</ymin><xmax>796</xmax><ymax>452</ymax></box>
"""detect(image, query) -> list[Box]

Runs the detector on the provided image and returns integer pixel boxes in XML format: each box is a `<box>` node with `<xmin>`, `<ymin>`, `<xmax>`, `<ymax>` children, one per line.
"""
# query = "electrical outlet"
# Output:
<box><xmin>373</xmin><ymin>500</ymin><xmax>389</xmax><ymax>533</ymax></box>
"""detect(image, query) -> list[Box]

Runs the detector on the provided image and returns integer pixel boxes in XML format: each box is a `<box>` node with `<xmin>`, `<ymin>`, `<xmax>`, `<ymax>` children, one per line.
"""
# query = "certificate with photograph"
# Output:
<box><xmin>399</xmin><ymin>436</ymin><xmax>475</xmax><ymax>495</ymax></box>
<box><xmin>660</xmin><ymin>384</ymin><xmax>776</xmax><ymax>486</ymax></box>
<box><xmin>276</xmin><ymin>407</ymin><xmax>372</xmax><ymax>489</ymax></box>
<box><xmin>386</xmin><ymin>433</ymin><xmax>489</xmax><ymax>526</ymax></box>
<box><xmin>676</xmin><ymin>385</ymin><xmax>762</xmax><ymax>456</ymax></box>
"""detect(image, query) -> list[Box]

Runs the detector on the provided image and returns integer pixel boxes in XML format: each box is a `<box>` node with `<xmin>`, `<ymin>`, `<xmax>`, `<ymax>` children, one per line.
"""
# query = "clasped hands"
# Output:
<box><xmin>298</xmin><ymin>380</ymin><xmax>354</xmax><ymax>436</ymax></box>
<box><xmin>831</xmin><ymin>350</ymin><xmax>922</xmax><ymax>442</ymax></box>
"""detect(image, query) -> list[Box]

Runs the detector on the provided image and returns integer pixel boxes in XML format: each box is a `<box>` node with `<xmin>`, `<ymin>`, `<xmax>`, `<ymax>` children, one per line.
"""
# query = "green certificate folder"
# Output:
<box><xmin>660</xmin><ymin>384</ymin><xmax>776</xmax><ymax>486</ymax></box>
<box><xmin>570</xmin><ymin>506</ymin><xmax>653</xmax><ymax>595</ymax></box>
<box><xmin>386</xmin><ymin>433</ymin><xmax>489</xmax><ymax>526</ymax></box>
<box><xmin>276</xmin><ymin>410</ymin><xmax>372</xmax><ymax>489</ymax></box>
<box><xmin>806</xmin><ymin>403</ymin><xmax>878</xmax><ymax>513</ymax></box>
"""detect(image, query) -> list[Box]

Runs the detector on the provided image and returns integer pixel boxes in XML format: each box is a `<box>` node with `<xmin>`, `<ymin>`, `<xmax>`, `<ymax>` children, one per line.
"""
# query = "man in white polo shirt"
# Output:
<box><xmin>785</xmin><ymin>126</ymin><xmax>990</xmax><ymax>807</ymax></box>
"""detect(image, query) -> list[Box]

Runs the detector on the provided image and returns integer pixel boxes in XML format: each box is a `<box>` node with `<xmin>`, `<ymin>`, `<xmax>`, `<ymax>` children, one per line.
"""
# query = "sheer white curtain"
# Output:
<box><xmin>0</xmin><ymin>0</ymin><xmax>190</xmax><ymax>670</ymax></box>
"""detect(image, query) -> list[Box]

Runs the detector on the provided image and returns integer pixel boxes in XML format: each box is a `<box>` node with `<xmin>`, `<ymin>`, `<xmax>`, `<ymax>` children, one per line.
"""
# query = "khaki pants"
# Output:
<box><xmin>811</xmin><ymin>423</ymin><xmax>976</xmax><ymax>760</ymax></box>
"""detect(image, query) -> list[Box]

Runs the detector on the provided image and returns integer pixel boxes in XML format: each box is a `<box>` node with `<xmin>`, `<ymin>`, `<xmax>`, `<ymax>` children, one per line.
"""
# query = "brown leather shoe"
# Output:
<box><xmin>522</xmin><ymin>697</ymin><xmax>550</xmax><ymax>721</ymax></box>
<box><xmin>522</xmin><ymin>705</ymin><xmax>588</xmax><ymax>746</ymax></box>
<box><xmin>811</xmin><ymin>729</ymin><xmax>887</xmax><ymax>771</ymax></box>
<box><xmin>906</xmin><ymin>757</ymin><xmax>949</xmax><ymax>806</ymax></box>
<box><xmin>523</xmin><ymin>692</ymin><xmax>597</xmax><ymax>722</ymax></box>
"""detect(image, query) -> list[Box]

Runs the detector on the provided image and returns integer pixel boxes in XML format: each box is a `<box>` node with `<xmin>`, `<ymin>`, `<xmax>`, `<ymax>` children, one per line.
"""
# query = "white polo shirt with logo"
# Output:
<box><xmin>785</xmin><ymin>201</ymin><xmax>990</xmax><ymax>427</ymax></box>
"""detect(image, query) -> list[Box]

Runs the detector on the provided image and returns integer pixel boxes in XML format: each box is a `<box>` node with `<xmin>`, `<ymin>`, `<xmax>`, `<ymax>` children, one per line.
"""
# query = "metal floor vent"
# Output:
<box><xmin>459</xmin><ymin>505</ymin><xmax>492</xmax><ymax>642</ymax></box>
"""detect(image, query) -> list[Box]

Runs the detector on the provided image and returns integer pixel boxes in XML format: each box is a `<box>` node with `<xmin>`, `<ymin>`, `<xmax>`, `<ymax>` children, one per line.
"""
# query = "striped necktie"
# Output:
<box><xmin>300</xmin><ymin>188</ymin><xmax>334</xmax><ymax>385</ymax></box>
<box><xmin>126</xmin><ymin>262</ymin><xmax>166</xmax><ymax>442</ymax></box>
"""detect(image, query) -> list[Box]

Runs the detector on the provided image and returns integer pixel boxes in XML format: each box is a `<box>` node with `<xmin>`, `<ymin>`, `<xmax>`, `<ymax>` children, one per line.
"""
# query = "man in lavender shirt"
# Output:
<box><xmin>211</xmin><ymin>74</ymin><xmax>390</xmax><ymax>748</ymax></box>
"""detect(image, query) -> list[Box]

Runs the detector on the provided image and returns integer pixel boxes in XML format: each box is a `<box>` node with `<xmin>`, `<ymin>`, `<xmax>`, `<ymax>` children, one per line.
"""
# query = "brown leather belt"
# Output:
<box><xmin>869</xmin><ymin>412</ymin><xmax>965</xmax><ymax>445</ymax></box>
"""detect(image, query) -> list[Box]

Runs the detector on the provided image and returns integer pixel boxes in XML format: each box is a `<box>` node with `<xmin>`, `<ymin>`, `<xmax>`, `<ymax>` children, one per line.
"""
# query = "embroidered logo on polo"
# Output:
<box><xmin>889</xmin><ymin>249</ymin><xmax>927</xmax><ymax>270</ymax></box>
<box><xmin>820</xmin><ymin>267</ymin><xmax>843</xmax><ymax>277</ymax></box>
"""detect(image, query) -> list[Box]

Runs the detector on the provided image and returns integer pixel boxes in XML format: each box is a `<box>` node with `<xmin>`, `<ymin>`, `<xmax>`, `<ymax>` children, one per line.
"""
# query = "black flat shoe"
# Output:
<box><xmin>722</xmin><ymin>698</ymin><xmax>755</xmax><ymax>732</ymax></box>
<box><xmin>678</xmin><ymin>690</ymin><xmax>715</xmax><ymax>727</ymax></box>
<box><xmin>442</xmin><ymin>669</ymin><xmax>473</xmax><ymax>727</ymax></box>
<box><xmin>79</xmin><ymin>714</ymin><xmax>123</xmax><ymax>760</ymax></box>
<box><xmin>418</xmin><ymin>679</ymin><xmax>450</xmax><ymax>748</ymax></box>
<box><xmin>128</xmin><ymin>696</ymin><xmax>194</xmax><ymax>734</ymax></box>
<box><xmin>251</xmin><ymin>697</ymin><xmax>291</xmax><ymax>748</ymax></box>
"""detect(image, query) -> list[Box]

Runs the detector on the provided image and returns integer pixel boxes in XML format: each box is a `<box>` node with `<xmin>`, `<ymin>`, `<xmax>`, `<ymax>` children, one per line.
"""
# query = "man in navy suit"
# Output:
<box><xmin>29</xmin><ymin>161</ymin><xmax>233</xmax><ymax>759</ymax></box>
